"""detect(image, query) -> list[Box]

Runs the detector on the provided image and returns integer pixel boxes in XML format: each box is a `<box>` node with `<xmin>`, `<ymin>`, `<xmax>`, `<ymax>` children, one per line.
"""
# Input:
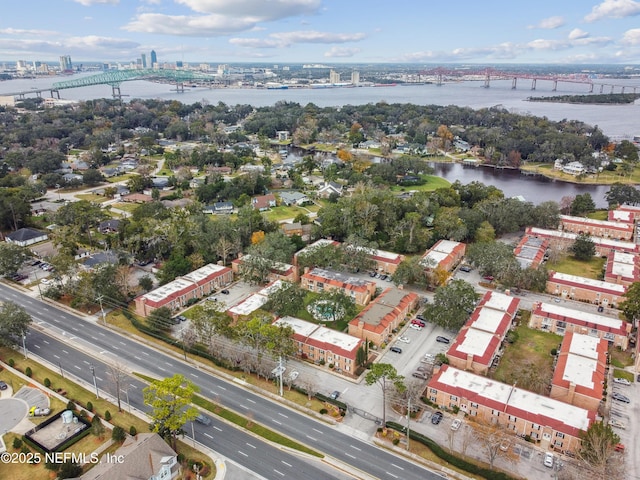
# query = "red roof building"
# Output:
<box><xmin>603</xmin><ymin>250</ymin><xmax>640</xmax><ymax>286</ymax></box>
<box><xmin>559</xmin><ymin>215</ymin><xmax>634</xmax><ymax>241</ymax></box>
<box><xmin>546</xmin><ymin>271</ymin><xmax>627</xmax><ymax>306</ymax></box>
<box><xmin>300</xmin><ymin>268</ymin><xmax>377</xmax><ymax>306</ymax></box>
<box><xmin>348</xmin><ymin>288</ymin><xmax>419</xmax><ymax>346</ymax></box>
<box><xmin>525</xmin><ymin>227</ymin><xmax>639</xmax><ymax>256</ymax></box>
<box><xmin>513</xmin><ymin>235</ymin><xmax>548</xmax><ymax>269</ymax></box>
<box><xmin>420</xmin><ymin>240</ymin><xmax>466</xmax><ymax>272</ymax></box>
<box><xmin>550</xmin><ymin>332</ymin><xmax>607</xmax><ymax>411</ymax></box>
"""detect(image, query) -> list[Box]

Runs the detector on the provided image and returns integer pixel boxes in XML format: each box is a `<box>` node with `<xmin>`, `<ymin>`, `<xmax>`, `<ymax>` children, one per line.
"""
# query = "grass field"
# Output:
<box><xmin>521</xmin><ymin>162</ymin><xmax>640</xmax><ymax>184</ymax></box>
<box><xmin>491</xmin><ymin>319</ymin><xmax>561</xmax><ymax>394</ymax></box>
<box><xmin>75</xmin><ymin>193</ymin><xmax>108</xmax><ymax>203</ymax></box>
<box><xmin>390</xmin><ymin>174</ymin><xmax>451</xmax><ymax>193</ymax></box>
<box><xmin>547</xmin><ymin>255</ymin><xmax>605</xmax><ymax>280</ymax></box>
<box><xmin>262</xmin><ymin>204</ymin><xmax>320</xmax><ymax>222</ymax></box>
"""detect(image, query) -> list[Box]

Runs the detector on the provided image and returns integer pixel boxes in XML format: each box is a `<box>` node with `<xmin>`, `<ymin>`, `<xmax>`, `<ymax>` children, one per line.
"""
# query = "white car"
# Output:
<box><xmin>613</xmin><ymin>377</ymin><xmax>631</xmax><ymax>386</ymax></box>
<box><xmin>397</xmin><ymin>336</ymin><xmax>410</xmax><ymax>343</ymax></box>
<box><xmin>450</xmin><ymin>419</ymin><xmax>462</xmax><ymax>431</ymax></box>
<box><xmin>409</xmin><ymin>324</ymin><xmax>423</xmax><ymax>331</ymax></box>
<box><xmin>609</xmin><ymin>419</ymin><xmax>626</xmax><ymax>429</ymax></box>
<box><xmin>543</xmin><ymin>452</ymin><xmax>554</xmax><ymax>468</ymax></box>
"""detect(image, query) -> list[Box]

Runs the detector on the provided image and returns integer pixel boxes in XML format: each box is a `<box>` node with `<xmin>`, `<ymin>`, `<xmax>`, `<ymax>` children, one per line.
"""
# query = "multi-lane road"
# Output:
<box><xmin>0</xmin><ymin>284</ymin><xmax>444</xmax><ymax>480</ymax></box>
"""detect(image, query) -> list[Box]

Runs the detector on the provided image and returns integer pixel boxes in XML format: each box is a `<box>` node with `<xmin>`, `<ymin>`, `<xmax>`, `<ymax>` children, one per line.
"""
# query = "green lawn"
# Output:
<box><xmin>75</xmin><ymin>193</ymin><xmax>109</xmax><ymax>203</ymax></box>
<box><xmin>263</xmin><ymin>205</ymin><xmax>317</xmax><ymax>222</ymax></box>
<box><xmin>107</xmin><ymin>173</ymin><xmax>135</xmax><ymax>183</ymax></box>
<box><xmin>547</xmin><ymin>255</ymin><xmax>605</xmax><ymax>280</ymax></box>
<box><xmin>390</xmin><ymin>174</ymin><xmax>451</xmax><ymax>193</ymax></box>
<box><xmin>586</xmin><ymin>210</ymin><xmax>608</xmax><ymax>220</ymax></box>
<box><xmin>110</xmin><ymin>202</ymin><xmax>139</xmax><ymax>213</ymax></box>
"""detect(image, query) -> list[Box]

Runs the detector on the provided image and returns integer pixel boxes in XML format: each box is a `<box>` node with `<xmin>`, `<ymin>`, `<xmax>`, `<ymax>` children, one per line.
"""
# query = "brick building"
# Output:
<box><xmin>420</xmin><ymin>240</ymin><xmax>466</xmax><ymax>272</ymax></box>
<box><xmin>135</xmin><ymin>264</ymin><xmax>233</xmax><ymax>317</ymax></box>
<box><xmin>445</xmin><ymin>292</ymin><xmax>520</xmax><ymax>375</ymax></box>
<box><xmin>603</xmin><ymin>250</ymin><xmax>640</xmax><ymax>286</ymax></box>
<box><xmin>559</xmin><ymin>215</ymin><xmax>634</xmax><ymax>241</ymax></box>
<box><xmin>546</xmin><ymin>271</ymin><xmax>627</xmax><ymax>306</ymax></box>
<box><xmin>550</xmin><ymin>332</ymin><xmax>607</xmax><ymax>411</ymax></box>
<box><xmin>348</xmin><ymin>288</ymin><xmax>419</xmax><ymax>346</ymax></box>
<box><xmin>513</xmin><ymin>235</ymin><xmax>548</xmax><ymax>269</ymax></box>
<box><xmin>274</xmin><ymin>316</ymin><xmax>363</xmax><ymax>375</ymax></box>
<box><xmin>300</xmin><ymin>268</ymin><xmax>377</xmax><ymax>306</ymax></box>
<box><xmin>426</xmin><ymin>365</ymin><xmax>594</xmax><ymax>454</ymax></box>
<box><xmin>529</xmin><ymin>302</ymin><xmax>630</xmax><ymax>349</ymax></box>
<box><xmin>231</xmin><ymin>254</ymin><xmax>299</xmax><ymax>283</ymax></box>
<box><xmin>525</xmin><ymin>227</ymin><xmax>639</xmax><ymax>256</ymax></box>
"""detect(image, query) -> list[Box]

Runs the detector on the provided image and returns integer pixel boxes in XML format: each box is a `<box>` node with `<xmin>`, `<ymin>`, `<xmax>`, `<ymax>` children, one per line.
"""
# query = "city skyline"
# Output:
<box><xmin>1</xmin><ymin>1</ymin><xmax>640</xmax><ymax>65</ymax></box>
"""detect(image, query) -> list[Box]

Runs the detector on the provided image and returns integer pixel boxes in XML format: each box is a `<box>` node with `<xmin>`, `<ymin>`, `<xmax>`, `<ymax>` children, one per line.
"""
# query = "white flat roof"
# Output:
<box><xmin>439</xmin><ymin>367</ymin><xmax>591</xmax><ymax>432</ymax></box>
<box><xmin>275</xmin><ymin>316</ymin><xmax>318</xmax><ymax>337</ymax></box>
<box><xmin>182</xmin><ymin>263</ymin><xmax>228</xmax><ymax>283</ymax></box>
<box><xmin>611</xmin><ymin>261</ymin><xmax>635</xmax><ymax>279</ymax></box>
<box><xmin>483</xmin><ymin>292</ymin><xmax>517</xmax><ymax>312</ymax></box>
<box><xmin>275</xmin><ymin>316</ymin><xmax>361</xmax><ymax>351</ymax></box>
<box><xmin>612</xmin><ymin>251</ymin><xmax>636</xmax><ymax>265</ymax></box>
<box><xmin>550</xmin><ymin>272</ymin><xmax>626</xmax><ymax>294</ymax></box>
<box><xmin>258</xmin><ymin>280</ymin><xmax>285</xmax><ymax>296</ymax></box>
<box><xmin>562</xmin><ymin>355</ymin><xmax>597</xmax><ymax>389</ymax></box>
<box><xmin>529</xmin><ymin>227</ymin><xmax>636</xmax><ymax>250</ymax></box>
<box><xmin>472</xmin><ymin>308</ymin><xmax>508</xmax><ymax>334</ymax></box>
<box><xmin>456</xmin><ymin>329</ymin><xmax>495</xmax><ymax>357</ymax></box>
<box><xmin>610</xmin><ymin>210</ymin><xmax>633</xmax><ymax>222</ymax></box>
<box><xmin>144</xmin><ymin>278</ymin><xmax>194</xmax><ymax>303</ymax></box>
<box><xmin>228</xmin><ymin>293</ymin><xmax>268</xmax><ymax>316</ymax></box>
<box><xmin>433</xmin><ymin>240</ymin><xmax>463</xmax><ymax>254</ymax></box>
<box><xmin>537</xmin><ymin>302</ymin><xmax>625</xmax><ymax>330</ymax></box>
<box><xmin>560</xmin><ymin>214</ymin><xmax>632</xmax><ymax>230</ymax></box>
<box><xmin>421</xmin><ymin>250</ymin><xmax>448</xmax><ymax>266</ymax></box>
<box><xmin>568</xmin><ymin>333</ymin><xmax>603</xmax><ymax>360</ymax></box>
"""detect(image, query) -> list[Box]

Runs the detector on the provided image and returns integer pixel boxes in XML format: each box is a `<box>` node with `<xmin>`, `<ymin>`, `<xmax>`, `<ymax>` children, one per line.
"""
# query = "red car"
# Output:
<box><xmin>411</xmin><ymin>319</ymin><xmax>425</xmax><ymax>327</ymax></box>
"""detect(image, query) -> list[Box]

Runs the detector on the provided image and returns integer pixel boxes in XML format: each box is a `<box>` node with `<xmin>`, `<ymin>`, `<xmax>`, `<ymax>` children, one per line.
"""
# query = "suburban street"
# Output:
<box><xmin>0</xmin><ymin>283</ymin><xmax>447</xmax><ymax>480</ymax></box>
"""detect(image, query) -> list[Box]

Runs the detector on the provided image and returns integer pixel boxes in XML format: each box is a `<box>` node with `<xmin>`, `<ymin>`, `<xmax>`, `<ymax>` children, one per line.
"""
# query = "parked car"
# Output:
<box><xmin>412</xmin><ymin>371</ymin><xmax>428</xmax><ymax>379</ymax></box>
<box><xmin>390</xmin><ymin>346</ymin><xmax>403</xmax><ymax>354</ymax></box>
<box><xmin>409</xmin><ymin>324</ymin><xmax>423</xmax><ymax>331</ymax></box>
<box><xmin>609</xmin><ymin>419</ymin><xmax>626</xmax><ymax>429</ymax></box>
<box><xmin>176</xmin><ymin>315</ymin><xmax>188</xmax><ymax>322</ymax></box>
<box><xmin>369</xmin><ymin>272</ymin><xmax>377</xmax><ymax>277</ymax></box>
<box><xmin>0</xmin><ymin>380</ymin><xmax>8</xmax><ymax>390</ymax></box>
<box><xmin>416</xmin><ymin>365</ymin><xmax>431</xmax><ymax>373</ymax></box>
<box><xmin>195</xmin><ymin>414</ymin><xmax>212</xmax><ymax>426</ymax></box>
<box><xmin>416</xmin><ymin>314</ymin><xmax>426</xmax><ymax>321</ymax></box>
<box><xmin>379</xmin><ymin>274</ymin><xmax>388</xmax><ymax>281</ymax></box>
<box><xmin>431</xmin><ymin>411</ymin><xmax>443</xmax><ymax>425</ymax></box>
<box><xmin>459</xmin><ymin>265</ymin><xmax>472</xmax><ymax>272</ymax></box>
<box><xmin>411</xmin><ymin>319</ymin><xmax>425</xmax><ymax>327</ymax></box>
<box><xmin>329</xmin><ymin>390</ymin><xmax>340</xmax><ymax>400</ymax></box>
<box><xmin>436</xmin><ymin>336</ymin><xmax>450</xmax><ymax>344</ymax></box>
<box><xmin>288</xmin><ymin>371</ymin><xmax>299</xmax><ymax>382</ymax></box>
<box><xmin>29</xmin><ymin>406</ymin><xmax>51</xmax><ymax>417</ymax></box>
<box><xmin>397</xmin><ymin>336</ymin><xmax>410</xmax><ymax>344</ymax></box>
<box><xmin>613</xmin><ymin>377</ymin><xmax>631</xmax><ymax>386</ymax></box>
<box><xmin>450</xmin><ymin>419</ymin><xmax>462</xmax><ymax>431</ymax></box>
<box><xmin>612</xmin><ymin>392</ymin><xmax>631</xmax><ymax>403</ymax></box>
<box><xmin>543</xmin><ymin>452</ymin><xmax>554</xmax><ymax>468</ymax></box>
<box><xmin>482</xmin><ymin>275</ymin><xmax>494</xmax><ymax>282</ymax></box>
<box><xmin>499</xmin><ymin>439</ymin><xmax>511</xmax><ymax>452</ymax></box>
<box><xmin>221</xmin><ymin>289</ymin><xmax>230</xmax><ymax>294</ymax></box>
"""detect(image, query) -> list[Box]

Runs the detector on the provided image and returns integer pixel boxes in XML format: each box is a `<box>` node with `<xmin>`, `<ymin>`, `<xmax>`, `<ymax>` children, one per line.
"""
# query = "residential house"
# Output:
<box><xmin>529</xmin><ymin>301</ymin><xmax>631</xmax><ymax>349</ymax></box>
<box><xmin>550</xmin><ymin>332</ymin><xmax>607</xmax><ymax>411</ymax></box>
<box><xmin>251</xmin><ymin>194</ymin><xmax>277</xmax><ymax>211</ymax></box>
<box><xmin>80</xmin><ymin>433</ymin><xmax>179</xmax><ymax>480</ymax></box>
<box><xmin>348</xmin><ymin>288</ymin><xmax>419</xmax><ymax>346</ymax></box>
<box><xmin>346</xmin><ymin>245</ymin><xmax>405</xmax><ymax>275</ymax></box>
<box><xmin>546</xmin><ymin>271</ymin><xmax>627</xmax><ymax>307</ymax></box>
<box><xmin>300</xmin><ymin>268</ymin><xmax>377</xmax><ymax>306</ymax></box>
<box><xmin>554</xmin><ymin>159</ymin><xmax>585</xmax><ymax>176</ymax></box>
<box><xmin>62</xmin><ymin>173</ymin><xmax>83</xmax><ymax>183</ymax></box>
<box><xmin>274</xmin><ymin>316</ymin><xmax>363</xmax><ymax>375</ymax></box>
<box><xmin>445</xmin><ymin>292</ymin><xmax>520</xmax><ymax>375</ymax></box>
<box><xmin>604</xmin><ymin>250</ymin><xmax>640</xmax><ymax>285</ymax></box>
<box><xmin>426</xmin><ymin>365</ymin><xmax>595</xmax><ymax>454</ymax></box>
<box><xmin>203</xmin><ymin>201</ymin><xmax>234</xmax><ymax>215</ymax></box>
<box><xmin>279</xmin><ymin>191</ymin><xmax>309</xmax><ymax>206</ymax></box>
<box><xmin>135</xmin><ymin>264</ymin><xmax>233</xmax><ymax>317</ymax></box>
<box><xmin>276</xmin><ymin>130</ymin><xmax>290</xmax><ymax>141</ymax></box>
<box><xmin>316</xmin><ymin>182</ymin><xmax>343</xmax><ymax>199</ymax></box>
<box><xmin>420</xmin><ymin>240</ymin><xmax>466</xmax><ymax>272</ymax></box>
<box><xmin>5</xmin><ymin>227</ymin><xmax>48</xmax><ymax>247</ymax></box>
<box><xmin>280</xmin><ymin>222</ymin><xmax>312</xmax><ymax>241</ymax></box>
<box><xmin>98</xmin><ymin>219</ymin><xmax>121</xmax><ymax>234</ymax></box>
<box><xmin>559</xmin><ymin>215</ymin><xmax>634</xmax><ymax>241</ymax></box>
<box><xmin>81</xmin><ymin>250</ymin><xmax>121</xmax><ymax>271</ymax></box>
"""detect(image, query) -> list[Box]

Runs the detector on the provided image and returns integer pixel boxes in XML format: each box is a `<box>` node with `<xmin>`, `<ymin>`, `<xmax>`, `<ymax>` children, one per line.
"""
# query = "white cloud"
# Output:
<box><xmin>528</xmin><ymin>16</ymin><xmax>565</xmax><ymax>29</ymax></box>
<box><xmin>621</xmin><ymin>28</ymin><xmax>640</xmax><ymax>44</ymax></box>
<box><xmin>175</xmin><ymin>0</ymin><xmax>321</xmax><ymax>21</ymax></box>
<box><xmin>568</xmin><ymin>28</ymin><xmax>589</xmax><ymax>40</ymax></box>
<box><xmin>123</xmin><ymin>13</ymin><xmax>258</xmax><ymax>36</ymax></box>
<box><xmin>230</xmin><ymin>30</ymin><xmax>366</xmax><ymax>48</ymax></box>
<box><xmin>0</xmin><ymin>27</ymin><xmax>58</xmax><ymax>36</ymax></box>
<box><xmin>527</xmin><ymin>38</ymin><xmax>566</xmax><ymax>50</ymax></box>
<box><xmin>584</xmin><ymin>0</ymin><xmax>640</xmax><ymax>22</ymax></box>
<box><xmin>324</xmin><ymin>47</ymin><xmax>360</xmax><ymax>58</ymax></box>
<box><xmin>72</xmin><ymin>0</ymin><xmax>119</xmax><ymax>5</ymax></box>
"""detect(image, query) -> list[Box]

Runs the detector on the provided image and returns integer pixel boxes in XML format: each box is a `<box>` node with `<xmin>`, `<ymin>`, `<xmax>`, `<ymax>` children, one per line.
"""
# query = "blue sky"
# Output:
<box><xmin>2</xmin><ymin>0</ymin><xmax>640</xmax><ymax>65</ymax></box>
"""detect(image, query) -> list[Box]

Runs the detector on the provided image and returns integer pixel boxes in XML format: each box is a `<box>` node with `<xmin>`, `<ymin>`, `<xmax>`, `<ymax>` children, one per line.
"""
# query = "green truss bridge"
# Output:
<box><xmin>52</xmin><ymin>69</ymin><xmax>216</xmax><ymax>98</ymax></box>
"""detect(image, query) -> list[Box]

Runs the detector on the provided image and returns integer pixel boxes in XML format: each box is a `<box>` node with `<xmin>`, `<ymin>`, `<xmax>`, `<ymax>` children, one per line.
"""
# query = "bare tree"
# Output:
<box><xmin>297</xmin><ymin>378</ymin><xmax>318</xmax><ymax>401</ymax></box>
<box><xmin>577</xmin><ymin>421</ymin><xmax>624</xmax><ymax>480</ymax></box>
<box><xmin>459</xmin><ymin>425</ymin><xmax>474</xmax><ymax>457</ymax></box>
<box><xmin>469</xmin><ymin>420</ymin><xmax>515</xmax><ymax>470</ymax></box>
<box><xmin>106</xmin><ymin>360</ymin><xmax>130</xmax><ymax>413</ymax></box>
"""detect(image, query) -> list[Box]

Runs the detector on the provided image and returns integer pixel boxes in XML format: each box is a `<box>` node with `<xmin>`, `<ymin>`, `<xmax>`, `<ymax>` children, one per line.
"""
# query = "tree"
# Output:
<box><xmin>578</xmin><ymin>421</ymin><xmax>623</xmax><ymax>480</ymax></box>
<box><xmin>112</xmin><ymin>425</ymin><xmax>126</xmax><ymax>442</ymax></box>
<box><xmin>364</xmin><ymin>363</ymin><xmax>405</xmax><ymax>426</ymax></box>
<box><xmin>605</xmin><ymin>183</ymin><xmax>640</xmax><ymax>207</ymax></box>
<box><xmin>91</xmin><ymin>414</ymin><xmax>105</xmax><ymax>438</ymax></box>
<box><xmin>424</xmin><ymin>280</ymin><xmax>479</xmax><ymax>331</ymax></box>
<box><xmin>82</xmin><ymin>168</ymin><xmax>104</xmax><ymax>186</ymax></box>
<box><xmin>620</xmin><ymin>281</ymin><xmax>640</xmax><ymax>325</ymax></box>
<box><xmin>0</xmin><ymin>242</ymin><xmax>31</xmax><ymax>276</ymax></box>
<box><xmin>0</xmin><ymin>301</ymin><xmax>32</xmax><ymax>348</ymax></box>
<box><xmin>571</xmin><ymin>233</ymin><xmax>595</xmax><ymax>261</ymax></box>
<box><xmin>147</xmin><ymin>306</ymin><xmax>173</xmax><ymax>332</ymax></box>
<box><xmin>615</xmin><ymin>139</ymin><xmax>639</xmax><ymax>162</ymax></box>
<box><xmin>314</xmin><ymin>289</ymin><xmax>357</xmax><ymax>323</ymax></box>
<box><xmin>393</xmin><ymin>256</ymin><xmax>428</xmax><ymax>287</ymax></box>
<box><xmin>469</xmin><ymin>420</ymin><xmax>515</xmax><ymax>470</ymax></box>
<box><xmin>139</xmin><ymin>275</ymin><xmax>154</xmax><ymax>292</ymax></box>
<box><xmin>570</xmin><ymin>193</ymin><xmax>596</xmax><ymax>216</ymax></box>
<box><xmin>265</xmin><ymin>281</ymin><xmax>306</xmax><ymax>317</ymax></box>
<box><xmin>143</xmin><ymin>374</ymin><xmax>200</xmax><ymax>450</ymax></box>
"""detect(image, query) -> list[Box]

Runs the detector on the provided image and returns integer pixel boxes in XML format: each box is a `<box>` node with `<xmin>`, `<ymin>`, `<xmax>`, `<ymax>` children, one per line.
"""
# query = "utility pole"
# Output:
<box><xmin>278</xmin><ymin>356</ymin><xmax>284</xmax><ymax>397</ymax></box>
<box><xmin>90</xmin><ymin>364</ymin><xmax>99</xmax><ymax>399</ymax></box>
<box><xmin>96</xmin><ymin>295</ymin><xmax>106</xmax><ymax>325</ymax></box>
<box><xmin>406</xmin><ymin>396</ymin><xmax>411</xmax><ymax>451</ymax></box>
<box><xmin>22</xmin><ymin>334</ymin><xmax>28</xmax><ymax>359</ymax></box>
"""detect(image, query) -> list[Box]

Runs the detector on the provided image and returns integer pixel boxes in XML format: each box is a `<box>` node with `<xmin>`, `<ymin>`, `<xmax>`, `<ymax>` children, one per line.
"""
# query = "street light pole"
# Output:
<box><xmin>90</xmin><ymin>364</ymin><xmax>99</xmax><ymax>399</ymax></box>
<box><xmin>22</xmin><ymin>334</ymin><xmax>28</xmax><ymax>359</ymax></box>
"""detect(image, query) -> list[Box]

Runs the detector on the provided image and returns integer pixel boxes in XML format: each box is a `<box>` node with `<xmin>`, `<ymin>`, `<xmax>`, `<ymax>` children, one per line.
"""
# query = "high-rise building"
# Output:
<box><xmin>141</xmin><ymin>53</ymin><xmax>147</xmax><ymax>69</ymax></box>
<box><xmin>351</xmin><ymin>71</ymin><xmax>360</xmax><ymax>85</ymax></box>
<box><xmin>150</xmin><ymin>50</ymin><xmax>157</xmax><ymax>68</ymax></box>
<box><xmin>59</xmin><ymin>55</ymin><xmax>72</xmax><ymax>72</ymax></box>
<box><xmin>329</xmin><ymin>69</ymin><xmax>340</xmax><ymax>84</ymax></box>
<box><xmin>176</xmin><ymin>60</ymin><xmax>183</xmax><ymax>68</ymax></box>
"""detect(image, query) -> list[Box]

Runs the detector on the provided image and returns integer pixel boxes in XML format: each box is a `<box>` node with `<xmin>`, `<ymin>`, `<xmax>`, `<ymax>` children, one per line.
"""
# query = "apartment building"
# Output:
<box><xmin>513</xmin><ymin>235</ymin><xmax>548</xmax><ymax>269</ymax></box>
<box><xmin>300</xmin><ymin>268</ymin><xmax>377</xmax><ymax>306</ymax></box>
<box><xmin>603</xmin><ymin>250</ymin><xmax>640</xmax><ymax>286</ymax></box>
<box><xmin>134</xmin><ymin>263</ymin><xmax>233</xmax><ymax>317</ymax></box>
<box><xmin>546</xmin><ymin>271</ymin><xmax>627</xmax><ymax>306</ymax></box>
<box><xmin>231</xmin><ymin>254</ymin><xmax>299</xmax><ymax>283</ymax></box>
<box><xmin>348</xmin><ymin>288</ymin><xmax>419</xmax><ymax>346</ymax></box>
<box><xmin>525</xmin><ymin>227</ymin><xmax>639</xmax><ymax>256</ymax></box>
<box><xmin>529</xmin><ymin>302</ymin><xmax>630</xmax><ymax>349</ymax></box>
<box><xmin>559</xmin><ymin>215</ymin><xmax>634</xmax><ymax>241</ymax></box>
<box><xmin>274</xmin><ymin>316</ymin><xmax>363</xmax><ymax>375</ymax></box>
<box><xmin>420</xmin><ymin>240</ymin><xmax>466</xmax><ymax>272</ymax></box>
<box><xmin>427</xmin><ymin>365</ymin><xmax>595</xmax><ymax>454</ymax></box>
<box><xmin>445</xmin><ymin>292</ymin><xmax>520</xmax><ymax>375</ymax></box>
<box><xmin>550</xmin><ymin>332</ymin><xmax>607</xmax><ymax>411</ymax></box>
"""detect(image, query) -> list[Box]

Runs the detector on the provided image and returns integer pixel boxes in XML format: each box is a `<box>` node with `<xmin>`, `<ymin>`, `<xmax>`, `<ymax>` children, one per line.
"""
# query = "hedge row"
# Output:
<box><xmin>385</xmin><ymin>422</ymin><xmax>516</xmax><ymax>480</ymax></box>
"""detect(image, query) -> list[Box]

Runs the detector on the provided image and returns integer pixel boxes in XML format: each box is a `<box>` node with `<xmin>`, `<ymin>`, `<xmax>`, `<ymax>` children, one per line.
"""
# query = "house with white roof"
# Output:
<box><xmin>427</xmin><ymin>365</ymin><xmax>595</xmax><ymax>454</ymax></box>
<box><xmin>529</xmin><ymin>301</ymin><xmax>631</xmax><ymax>349</ymax></box>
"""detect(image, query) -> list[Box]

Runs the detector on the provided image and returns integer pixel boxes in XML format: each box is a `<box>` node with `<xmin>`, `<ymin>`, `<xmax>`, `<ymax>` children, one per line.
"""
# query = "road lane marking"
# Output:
<box><xmin>74</xmin><ymin>365</ymin><xmax>81</xmax><ymax>370</ymax></box>
<box><xmin>272</xmin><ymin>419</ymin><xmax>282</xmax><ymax>425</ymax></box>
<box><xmin>62</xmin><ymin>349</ymin><xmax>69</xmax><ymax>354</ymax></box>
<box><xmin>142</xmin><ymin>351</ymin><xmax>149</xmax><ymax>355</ymax></box>
<box><xmin>213</xmin><ymin>426</ymin><xmax>222</xmax><ymax>432</ymax></box>
<box><xmin>281</xmin><ymin>461</ymin><xmax>291</xmax><ymax>467</ymax></box>
<box><xmin>306</xmin><ymin>435</ymin><xmax>317</xmax><ymax>441</ymax></box>
<box><xmin>273</xmin><ymin>470</ymin><xmax>285</xmax><ymax>476</ymax></box>
<box><xmin>34</xmin><ymin>344</ymin><xmax>40</xmax><ymax>349</ymax></box>
<box><xmin>246</xmin><ymin>443</ymin><xmax>256</xmax><ymax>449</ymax></box>
<box><xmin>350</xmin><ymin>445</ymin><xmax>361</xmax><ymax>451</ymax></box>
<box><xmin>278</xmin><ymin>412</ymin><xmax>288</xmax><ymax>418</ymax></box>
<box><xmin>83</xmin><ymin>360</ymin><xmax>90</xmax><ymax>365</ymax></box>
<box><xmin>134</xmin><ymin>356</ymin><xmax>141</xmax><ymax>360</ymax></box>
<box><xmin>190</xmin><ymin>373</ymin><xmax>198</xmax><ymax>378</ymax></box>
<box><xmin>238</xmin><ymin>451</ymin><xmax>248</xmax><ymax>457</ymax></box>
<box><xmin>203</xmin><ymin>433</ymin><xmax>213</xmax><ymax>439</ymax></box>
<box><xmin>246</xmin><ymin>398</ymin><xmax>255</xmax><ymax>404</ymax></box>
<box><xmin>345</xmin><ymin>453</ymin><xmax>356</xmax><ymax>459</ymax></box>
<box><xmin>91</xmin><ymin>336</ymin><xmax>98</xmax><ymax>341</ymax></box>
<box><xmin>119</xmin><ymin>341</ymin><xmax>126</xmax><ymax>346</ymax></box>
<box><xmin>96</xmin><ymin>376</ymin><xmax>103</xmax><ymax>381</ymax></box>
<box><xmin>71</xmin><ymin>327</ymin><xmax>78</xmax><ymax>332</ymax></box>
<box><xmin>239</xmin><ymin>404</ymin><xmax>248</xmax><ymax>409</ymax></box>
<box><xmin>165</xmin><ymin>362</ymin><xmax>172</xmax><ymax>367</ymax></box>
<box><xmin>217</xmin><ymin>385</ymin><xmax>226</xmax><ymax>390</ymax></box>
<box><xmin>312</xmin><ymin>428</ymin><xmax>323</xmax><ymax>434</ymax></box>
<box><xmin>385</xmin><ymin>472</ymin><xmax>398</xmax><ymax>479</ymax></box>
<box><xmin>98</xmin><ymin>332</ymin><xmax>105</xmax><ymax>336</ymax></box>
<box><xmin>158</xmin><ymin>367</ymin><xmax>166</xmax><ymax>372</ymax></box>
<box><xmin>391</xmin><ymin>463</ymin><xmax>404</xmax><ymax>470</ymax></box>
<box><xmin>53</xmin><ymin>354</ymin><xmax>60</xmax><ymax>359</ymax></box>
